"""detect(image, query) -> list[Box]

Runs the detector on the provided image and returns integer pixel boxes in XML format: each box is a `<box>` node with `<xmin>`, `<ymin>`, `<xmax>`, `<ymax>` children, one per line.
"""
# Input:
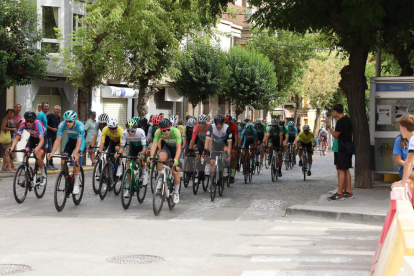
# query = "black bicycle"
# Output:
<box><xmin>284</xmin><ymin>143</ymin><xmax>295</xmax><ymax>170</ymax></box>
<box><xmin>210</xmin><ymin>150</ymin><xmax>230</xmax><ymax>201</ymax></box>
<box><xmin>91</xmin><ymin>146</ymin><xmax>106</xmax><ymax>194</ymax></box>
<box><xmin>242</xmin><ymin>148</ymin><xmax>254</xmax><ymax>184</ymax></box>
<box><xmin>267</xmin><ymin>146</ymin><xmax>280</xmax><ymax>182</ymax></box>
<box><xmin>182</xmin><ymin>148</ymin><xmax>196</xmax><ymax>189</ymax></box>
<box><xmin>97</xmin><ymin>151</ymin><xmax>124</xmax><ymax>200</ymax></box>
<box><xmin>51</xmin><ymin>155</ymin><xmax>85</xmax><ymax>212</ymax></box>
<box><xmin>302</xmin><ymin>149</ymin><xmax>309</xmax><ymax>181</ymax></box>
<box><xmin>192</xmin><ymin>150</ymin><xmax>210</xmax><ymax>194</ymax></box>
<box><xmin>11</xmin><ymin>149</ymin><xmax>47</xmax><ymax>203</ymax></box>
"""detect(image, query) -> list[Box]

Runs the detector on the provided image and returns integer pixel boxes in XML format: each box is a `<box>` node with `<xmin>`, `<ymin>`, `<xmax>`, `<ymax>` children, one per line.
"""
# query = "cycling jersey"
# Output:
<box><xmin>241</xmin><ymin>129</ymin><xmax>258</xmax><ymax>148</ymax></box>
<box><xmin>17</xmin><ymin>120</ymin><xmax>46</xmax><ymax>138</ymax></box>
<box><xmin>267</xmin><ymin>126</ymin><xmax>285</xmax><ymax>138</ymax></box>
<box><xmin>100</xmin><ymin>125</ymin><xmax>124</xmax><ymax>143</ymax></box>
<box><xmin>238</xmin><ymin>125</ymin><xmax>242</xmax><ymax>135</ymax></box>
<box><xmin>206</xmin><ymin>124</ymin><xmax>232</xmax><ymax>145</ymax></box>
<box><xmin>254</xmin><ymin>123</ymin><xmax>267</xmax><ymax>134</ymax></box>
<box><xmin>297</xmin><ymin>131</ymin><xmax>315</xmax><ymax>144</ymax></box>
<box><xmin>320</xmin><ymin>130</ymin><xmax>328</xmax><ymax>138</ymax></box>
<box><xmin>191</xmin><ymin>123</ymin><xmax>210</xmax><ymax>144</ymax></box>
<box><xmin>153</xmin><ymin>127</ymin><xmax>182</xmax><ymax>147</ymax></box>
<box><xmin>94</xmin><ymin>122</ymin><xmax>107</xmax><ymax>136</ymax></box>
<box><xmin>121</xmin><ymin>129</ymin><xmax>147</xmax><ymax>148</ymax></box>
<box><xmin>147</xmin><ymin>124</ymin><xmax>157</xmax><ymax>140</ymax></box>
<box><xmin>287</xmin><ymin>126</ymin><xmax>298</xmax><ymax>138</ymax></box>
<box><xmin>184</xmin><ymin>125</ymin><xmax>193</xmax><ymax>142</ymax></box>
<box><xmin>57</xmin><ymin>120</ymin><xmax>86</xmax><ymax>151</ymax></box>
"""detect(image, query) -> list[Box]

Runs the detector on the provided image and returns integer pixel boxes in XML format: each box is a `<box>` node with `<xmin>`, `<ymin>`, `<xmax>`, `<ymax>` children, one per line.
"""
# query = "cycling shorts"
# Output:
<box><xmin>257</xmin><ymin>133</ymin><xmax>265</xmax><ymax>143</ymax></box>
<box><xmin>107</xmin><ymin>140</ymin><xmax>120</xmax><ymax>154</ymax></box>
<box><xmin>25</xmin><ymin>136</ymin><xmax>46</xmax><ymax>153</ymax></box>
<box><xmin>160</xmin><ymin>144</ymin><xmax>182</xmax><ymax>167</ymax></box>
<box><xmin>288</xmin><ymin>136</ymin><xmax>296</xmax><ymax>144</ymax></box>
<box><xmin>128</xmin><ymin>144</ymin><xmax>143</xmax><ymax>157</ymax></box>
<box><xmin>63</xmin><ymin>138</ymin><xmax>84</xmax><ymax>155</ymax></box>
<box><xmin>299</xmin><ymin>141</ymin><xmax>313</xmax><ymax>154</ymax></box>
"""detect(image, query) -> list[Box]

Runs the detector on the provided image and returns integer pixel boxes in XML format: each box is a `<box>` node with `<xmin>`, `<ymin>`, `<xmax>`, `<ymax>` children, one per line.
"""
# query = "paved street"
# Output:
<box><xmin>0</xmin><ymin>153</ymin><xmax>381</xmax><ymax>275</ymax></box>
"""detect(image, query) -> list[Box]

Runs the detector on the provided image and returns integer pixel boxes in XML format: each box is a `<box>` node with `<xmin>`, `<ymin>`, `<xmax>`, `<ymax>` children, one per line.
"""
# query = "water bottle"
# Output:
<box><xmin>69</xmin><ymin>171</ymin><xmax>73</xmax><ymax>178</ymax></box>
<box><xmin>112</xmin><ymin>163</ymin><xmax>115</xmax><ymax>174</ymax></box>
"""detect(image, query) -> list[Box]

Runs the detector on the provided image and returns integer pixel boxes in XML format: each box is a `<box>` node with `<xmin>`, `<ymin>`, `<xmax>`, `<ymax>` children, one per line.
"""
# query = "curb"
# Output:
<box><xmin>285</xmin><ymin>206</ymin><xmax>386</xmax><ymax>226</ymax></box>
<box><xmin>0</xmin><ymin>166</ymin><xmax>95</xmax><ymax>178</ymax></box>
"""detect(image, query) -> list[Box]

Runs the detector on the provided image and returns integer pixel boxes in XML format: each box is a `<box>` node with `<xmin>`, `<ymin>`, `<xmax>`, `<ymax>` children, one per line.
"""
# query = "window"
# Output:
<box><xmin>73</xmin><ymin>14</ymin><xmax>84</xmax><ymax>32</ymax></box>
<box><xmin>42</xmin><ymin>7</ymin><xmax>58</xmax><ymax>39</ymax></box>
<box><xmin>41</xmin><ymin>42</ymin><xmax>59</xmax><ymax>53</ymax></box>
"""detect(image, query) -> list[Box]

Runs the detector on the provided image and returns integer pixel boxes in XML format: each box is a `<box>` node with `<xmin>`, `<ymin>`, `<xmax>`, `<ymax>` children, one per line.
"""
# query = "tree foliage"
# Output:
<box><xmin>0</xmin><ymin>0</ymin><xmax>49</xmax><ymax>92</ymax></box>
<box><xmin>169</xmin><ymin>37</ymin><xmax>229</xmax><ymax>111</ymax></box>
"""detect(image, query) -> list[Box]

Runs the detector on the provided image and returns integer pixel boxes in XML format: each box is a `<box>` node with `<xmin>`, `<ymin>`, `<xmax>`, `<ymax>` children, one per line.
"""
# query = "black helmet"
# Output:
<box><xmin>139</xmin><ymin>117</ymin><xmax>148</xmax><ymax>126</ymax></box>
<box><xmin>214</xmin><ymin>114</ymin><xmax>225</xmax><ymax>124</ymax></box>
<box><xmin>159</xmin><ymin>118</ymin><xmax>172</xmax><ymax>129</ymax></box>
<box><xmin>24</xmin><ymin>111</ymin><xmax>36</xmax><ymax>121</ymax></box>
<box><xmin>240</xmin><ymin>121</ymin><xmax>247</xmax><ymax>127</ymax></box>
<box><xmin>279</xmin><ymin>120</ymin><xmax>285</xmax><ymax>126</ymax></box>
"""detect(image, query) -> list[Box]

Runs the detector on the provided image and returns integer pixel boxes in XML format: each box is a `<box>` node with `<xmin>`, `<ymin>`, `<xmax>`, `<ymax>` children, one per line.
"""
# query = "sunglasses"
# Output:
<box><xmin>65</xmin><ymin>120</ymin><xmax>74</xmax><ymax>123</ymax></box>
<box><xmin>162</xmin><ymin>129</ymin><xmax>171</xmax><ymax>133</ymax></box>
<box><xmin>127</xmin><ymin>129</ymin><xmax>136</xmax><ymax>133</ymax></box>
<box><xmin>215</xmin><ymin>123</ymin><xmax>222</xmax><ymax>126</ymax></box>
<box><xmin>109</xmin><ymin>127</ymin><xmax>118</xmax><ymax>131</ymax></box>
<box><xmin>26</xmin><ymin>120</ymin><xmax>34</xmax><ymax>124</ymax></box>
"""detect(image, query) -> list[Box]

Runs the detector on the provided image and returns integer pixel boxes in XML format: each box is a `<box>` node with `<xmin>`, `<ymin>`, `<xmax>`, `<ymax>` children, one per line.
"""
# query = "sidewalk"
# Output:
<box><xmin>285</xmin><ymin>184</ymin><xmax>391</xmax><ymax>225</ymax></box>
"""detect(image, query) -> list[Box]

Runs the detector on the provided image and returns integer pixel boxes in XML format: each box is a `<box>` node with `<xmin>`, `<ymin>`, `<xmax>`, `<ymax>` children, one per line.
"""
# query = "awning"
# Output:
<box><xmin>285</xmin><ymin>110</ymin><xmax>308</xmax><ymax>118</ymax></box>
<box><xmin>101</xmin><ymin>86</ymin><xmax>138</xmax><ymax>98</ymax></box>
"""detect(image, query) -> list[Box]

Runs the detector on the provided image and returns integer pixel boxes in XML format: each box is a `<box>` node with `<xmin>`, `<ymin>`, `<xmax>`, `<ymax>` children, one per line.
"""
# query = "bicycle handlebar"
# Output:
<box><xmin>11</xmin><ymin>149</ymin><xmax>38</xmax><ymax>160</ymax></box>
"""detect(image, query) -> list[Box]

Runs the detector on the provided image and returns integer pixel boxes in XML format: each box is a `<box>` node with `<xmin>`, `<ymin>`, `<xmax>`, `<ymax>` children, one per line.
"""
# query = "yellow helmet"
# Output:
<box><xmin>126</xmin><ymin>119</ymin><xmax>138</xmax><ymax>130</ymax></box>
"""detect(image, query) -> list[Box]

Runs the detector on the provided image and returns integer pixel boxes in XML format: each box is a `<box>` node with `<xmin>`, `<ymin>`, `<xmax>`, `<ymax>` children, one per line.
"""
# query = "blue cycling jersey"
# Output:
<box><xmin>287</xmin><ymin>126</ymin><xmax>298</xmax><ymax>138</ymax></box>
<box><xmin>238</xmin><ymin>125</ymin><xmax>242</xmax><ymax>135</ymax></box>
<box><xmin>241</xmin><ymin>129</ymin><xmax>258</xmax><ymax>148</ymax></box>
<box><xmin>57</xmin><ymin>120</ymin><xmax>86</xmax><ymax>150</ymax></box>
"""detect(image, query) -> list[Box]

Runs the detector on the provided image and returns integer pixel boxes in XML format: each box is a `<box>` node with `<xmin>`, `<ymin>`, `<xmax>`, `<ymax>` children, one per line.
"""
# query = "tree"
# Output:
<box><xmin>245</xmin><ymin>0</ymin><xmax>414</xmax><ymax>188</ymax></box>
<box><xmin>0</xmin><ymin>0</ymin><xmax>49</xmax><ymax>94</ymax></box>
<box><xmin>169</xmin><ymin>36</ymin><xmax>229</xmax><ymax>115</ymax></box>
<box><xmin>221</xmin><ymin>46</ymin><xmax>279</xmax><ymax>118</ymax></box>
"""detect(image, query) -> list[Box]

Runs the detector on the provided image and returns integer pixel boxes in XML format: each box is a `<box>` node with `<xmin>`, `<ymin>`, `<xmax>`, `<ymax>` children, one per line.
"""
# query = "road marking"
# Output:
<box><xmin>250</xmin><ymin>255</ymin><xmax>355</xmax><ymax>263</ymax></box>
<box><xmin>241</xmin><ymin>270</ymin><xmax>371</xmax><ymax>276</ymax></box>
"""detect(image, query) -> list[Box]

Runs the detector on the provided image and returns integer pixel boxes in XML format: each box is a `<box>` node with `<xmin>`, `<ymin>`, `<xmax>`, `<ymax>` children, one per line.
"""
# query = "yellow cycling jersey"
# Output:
<box><xmin>101</xmin><ymin>125</ymin><xmax>124</xmax><ymax>143</ymax></box>
<box><xmin>296</xmin><ymin>131</ymin><xmax>315</xmax><ymax>143</ymax></box>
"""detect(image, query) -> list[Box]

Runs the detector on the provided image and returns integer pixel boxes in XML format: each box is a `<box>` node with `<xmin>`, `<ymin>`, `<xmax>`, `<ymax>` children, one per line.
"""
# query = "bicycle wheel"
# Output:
<box><xmin>303</xmin><ymin>156</ymin><xmax>307</xmax><ymax>181</ymax></box>
<box><xmin>192</xmin><ymin>160</ymin><xmax>200</xmax><ymax>195</ymax></box>
<box><xmin>265</xmin><ymin>152</ymin><xmax>270</xmax><ymax>169</ymax></box>
<box><xmin>271</xmin><ymin>156</ymin><xmax>276</xmax><ymax>182</ymax></box>
<box><xmin>218</xmin><ymin>171</ymin><xmax>225</xmax><ymax>197</ymax></box>
<box><xmin>182</xmin><ymin>158</ymin><xmax>189</xmax><ymax>188</ymax></box>
<box><xmin>244</xmin><ymin>155</ymin><xmax>248</xmax><ymax>184</ymax></box>
<box><xmin>13</xmin><ymin>165</ymin><xmax>29</xmax><ymax>203</ymax></box>
<box><xmin>256</xmin><ymin>158</ymin><xmax>261</xmax><ymax>174</ymax></box>
<box><xmin>113</xmin><ymin>159</ymin><xmax>124</xmax><ymax>196</ymax></box>
<box><xmin>150</xmin><ymin>162</ymin><xmax>158</xmax><ymax>194</ymax></box>
<box><xmin>99</xmin><ymin>163</ymin><xmax>111</xmax><ymax>200</ymax></box>
<box><xmin>153</xmin><ymin>173</ymin><xmax>165</xmax><ymax>216</ymax></box>
<box><xmin>226</xmin><ymin>168</ymin><xmax>231</xmax><ymax>188</ymax></box>
<box><xmin>54</xmin><ymin>171</ymin><xmax>67</xmax><ymax>212</ymax></box>
<box><xmin>121</xmin><ymin>168</ymin><xmax>133</xmax><ymax>209</ymax></box>
<box><xmin>92</xmin><ymin>160</ymin><xmax>102</xmax><ymax>194</ymax></box>
<box><xmin>210</xmin><ymin>165</ymin><xmax>217</xmax><ymax>201</ymax></box>
<box><xmin>137</xmin><ymin>168</ymin><xmax>147</xmax><ymax>204</ymax></box>
<box><xmin>203</xmin><ymin>173</ymin><xmax>209</xmax><ymax>191</ymax></box>
<box><xmin>249</xmin><ymin>165</ymin><xmax>253</xmax><ymax>182</ymax></box>
<box><xmin>167</xmin><ymin>181</ymin><xmax>176</xmax><ymax>210</ymax></box>
<box><xmin>285</xmin><ymin>153</ymin><xmax>289</xmax><ymax>171</ymax></box>
<box><xmin>73</xmin><ymin>167</ymin><xmax>85</xmax><ymax>205</ymax></box>
<box><xmin>34</xmin><ymin>165</ymin><xmax>47</xmax><ymax>198</ymax></box>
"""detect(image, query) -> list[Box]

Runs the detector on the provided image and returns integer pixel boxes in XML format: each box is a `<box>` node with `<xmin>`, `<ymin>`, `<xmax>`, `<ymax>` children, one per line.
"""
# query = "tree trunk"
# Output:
<box><xmin>78</xmin><ymin>88</ymin><xmax>89</xmax><ymax>123</ymax></box>
<box><xmin>339</xmin><ymin>47</ymin><xmax>373</xmax><ymax>189</ymax></box>
<box><xmin>192</xmin><ymin>104</ymin><xmax>196</xmax><ymax>116</ymax></box>
<box><xmin>137</xmin><ymin>78</ymin><xmax>150</xmax><ymax>117</ymax></box>
<box><xmin>314</xmin><ymin>109</ymin><xmax>320</xmax><ymax>132</ymax></box>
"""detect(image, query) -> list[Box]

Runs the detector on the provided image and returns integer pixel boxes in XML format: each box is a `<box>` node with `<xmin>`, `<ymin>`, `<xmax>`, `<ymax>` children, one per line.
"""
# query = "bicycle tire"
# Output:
<box><xmin>72</xmin><ymin>167</ymin><xmax>85</xmax><ymax>205</ymax></box>
<box><xmin>113</xmin><ymin>159</ymin><xmax>124</xmax><ymax>196</ymax></box>
<box><xmin>13</xmin><ymin>165</ymin><xmax>28</xmax><ymax>203</ymax></box>
<box><xmin>34</xmin><ymin>165</ymin><xmax>47</xmax><ymax>198</ymax></box>
<box><xmin>218</xmin><ymin>170</ymin><xmax>224</xmax><ymax>197</ymax></box>
<box><xmin>256</xmin><ymin>160</ymin><xmax>261</xmax><ymax>174</ymax></box>
<box><xmin>92</xmin><ymin>159</ymin><xmax>102</xmax><ymax>194</ymax></box>
<box><xmin>137</xmin><ymin>168</ymin><xmax>147</xmax><ymax>204</ymax></box>
<box><xmin>99</xmin><ymin>162</ymin><xmax>111</xmax><ymax>200</ymax></box>
<box><xmin>303</xmin><ymin>156</ymin><xmax>307</xmax><ymax>181</ymax></box>
<box><xmin>244</xmin><ymin>155</ymin><xmax>249</xmax><ymax>184</ymax></box>
<box><xmin>121</xmin><ymin>168</ymin><xmax>133</xmax><ymax>209</ymax></box>
<box><xmin>203</xmin><ymin>173</ymin><xmax>209</xmax><ymax>191</ymax></box>
<box><xmin>54</xmin><ymin>170</ymin><xmax>67</xmax><ymax>212</ymax></box>
<box><xmin>192</xmin><ymin>160</ymin><xmax>200</xmax><ymax>195</ymax></box>
<box><xmin>167</xmin><ymin>181</ymin><xmax>176</xmax><ymax>210</ymax></box>
<box><xmin>226</xmin><ymin>168</ymin><xmax>231</xmax><ymax>188</ymax></box>
<box><xmin>150</xmin><ymin>161</ymin><xmax>158</xmax><ymax>194</ymax></box>
<box><xmin>183</xmin><ymin>158</ymin><xmax>189</xmax><ymax>188</ymax></box>
<box><xmin>210</xmin><ymin>165</ymin><xmax>217</xmax><ymax>201</ymax></box>
<box><xmin>271</xmin><ymin>156</ymin><xmax>276</xmax><ymax>182</ymax></box>
<box><xmin>153</xmin><ymin>173</ymin><xmax>165</xmax><ymax>216</ymax></box>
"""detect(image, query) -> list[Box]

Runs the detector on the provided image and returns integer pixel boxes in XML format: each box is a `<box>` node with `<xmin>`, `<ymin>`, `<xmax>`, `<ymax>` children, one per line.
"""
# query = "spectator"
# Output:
<box><xmin>13</xmin><ymin>104</ymin><xmax>22</xmax><ymax>126</ymax></box>
<box><xmin>393</xmin><ymin>133</ymin><xmax>412</xmax><ymax>179</ymax></box>
<box><xmin>159</xmin><ymin>113</ymin><xmax>164</xmax><ymax>119</ymax></box>
<box><xmin>207</xmin><ymin>114</ymin><xmax>212</xmax><ymax>122</ymax></box>
<box><xmin>244</xmin><ymin>118</ymin><xmax>250</xmax><ymax>123</ymax></box>
<box><xmin>46</xmin><ymin>105</ymin><xmax>61</xmax><ymax>170</ymax></box>
<box><xmin>1</xmin><ymin>109</ymin><xmax>17</xmax><ymax>172</ymax></box>
<box><xmin>262</xmin><ymin>118</ymin><xmax>266</xmax><ymax>126</ymax></box>
<box><xmin>175</xmin><ymin>114</ymin><xmax>179</xmax><ymax>120</ymax></box>
<box><xmin>297</xmin><ymin>123</ymin><xmax>301</xmax><ymax>132</ymax></box>
<box><xmin>85</xmin><ymin>111</ymin><xmax>97</xmax><ymax>165</ymax></box>
<box><xmin>177</xmin><ymin>119</ymin><xmax>185</xmax><ymax>138</ymax></box>
<box><xmin>149</xmin><ymin>115</ymin><xmax>154</xmax><ymax>126</ymax></box>
<box><xmin>326</xmin><ymin>104</ymin><xmax>353</xmax><ymax>201</ymax></box>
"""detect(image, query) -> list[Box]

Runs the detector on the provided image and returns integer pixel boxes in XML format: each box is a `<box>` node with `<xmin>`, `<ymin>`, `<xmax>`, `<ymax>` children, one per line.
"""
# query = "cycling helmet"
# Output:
<box><xmin>270</xmin><ymin>119</ymin><xmax>278</xmax><ymax>126</ymax></box>
<box><xmin>152</xmin><ymin>115</ymin><xmax>160</xmax><ymax>125</ymax></box>
<box><xmin>126</xmin><ymin>119</ymin><xmax>138</xmax><ymax>130</ymax></box>
<box><xmin>132</xmin><ymin>116</ymin><xmax>140</xmax><ymax>124</ymax></box>
<box><xmin>63</xmin><ymin>110</ymin><xmax>77</xmax><ymax>121</ymax></box>
<box><xmin>231</xmin><ymin>117</ymin><xmax>237</xmax><ymax>123</ymax></box>
<box><xmin>224</xmin><ymin>114</ymin><xmax>232</xmax><ymax>122</ymax></box>
<box><xmin>255</xmin><ymin>118</ymin><xmax>261</xmax><ymax>124</ymax></box>
<box><xmin>245</xmin><ymin>123</ymin><xmax>254</xmax><ymax>132</ymax></box>
<box><xmin>214</xmin><ymin>114</ymin><xmax>225</xmax><ymax>124</ymax></box>
<box><xmin>279</xmin><ymin>120</ymin><xmax>285</xmax><ymax>126</ymax></box>
<box><xmin>107</xmin><ymin>118</ymin><xmax>118</xmax><ymax>128</ymax></box>
<box><xmin>240</xmin><ymin>121</ymin><xmax>247</xmax><ymax>127</ymax></box>
<box><xmin>169</xmin><ymin>115</ymin><xmax>179</xmax><ymax>127</ymax></box>
<box><xmin>321</xmin><ymin>127</ymin><xmax>326</xmax><ymax>132</ymax></box>
<box><xmin>187</xmin><ymin>118</ymin><xmax>197</xmax><ymax>128</ymax></box>
<box><xmin>24</xmin><ymin>111</ymin><xmax>36</xmax><ymax>121</ymax></box>
<box><xmin>210</xmin><ymin>119</ymin><xmax>214</xmax><ymax>124</ymax></box>
<box><xmin>98</xmin><ymin>113</ymin><xmax>109</xmax><ymax>124</ymax></box>
<box><xmin>159</xmin><ymin>118</ymin><xmax>172</xmax><ymax>129</ymax></box>
<box><xmin>303</xmin><ymin>124</ymin><xmax>310</xmax><ymax>131</ymax></box>
<box><xmin>139</xmin><ymin>117</ymin><xmax>148</xmax><ymax>126</ymax></box>
<box><xmin>198</xmin><ymin>114</ymin><xmax>208</xmax><ymax>123</ymax></box>
<box><xmin>288</xmin><ymin>121</ymin><xmax>295</xmax><ymax>127</ymax></box>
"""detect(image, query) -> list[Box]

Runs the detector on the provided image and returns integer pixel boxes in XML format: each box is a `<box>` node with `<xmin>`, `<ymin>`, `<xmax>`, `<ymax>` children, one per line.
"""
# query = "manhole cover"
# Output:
<box><xmin>106</xmin><ymin>255</ymin><xmax>164</xmax><ymax>264</ymax></box>
<box><xmin>0</xmin><ymin>264</ymin><xmax>31</xmax><ymax>275</ymax></box>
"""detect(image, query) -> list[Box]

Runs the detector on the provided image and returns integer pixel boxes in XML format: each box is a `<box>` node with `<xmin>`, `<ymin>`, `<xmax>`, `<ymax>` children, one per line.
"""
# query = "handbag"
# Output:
<box><xmin>340</xmin><ymin>139</ymin><xmax>355</xmax><ymax>155</ymax></box>
<box><xmin>0</xmin><ymin>130</ymin><xmax>11</xmax><ymax>144</ymax></box>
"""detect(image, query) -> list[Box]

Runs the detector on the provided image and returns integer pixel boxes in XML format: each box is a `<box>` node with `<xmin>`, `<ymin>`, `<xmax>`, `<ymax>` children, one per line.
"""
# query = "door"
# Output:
<box><xmin>103</xmin><ymin>98</ymin><xmax>128</xmax><ymax>128</ymax></box>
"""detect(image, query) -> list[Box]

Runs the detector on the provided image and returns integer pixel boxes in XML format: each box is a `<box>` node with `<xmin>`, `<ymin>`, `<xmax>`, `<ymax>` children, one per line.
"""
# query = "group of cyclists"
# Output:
<box><xmin>9</xmin><ymin>109</ymin><xmax>327</xmax><ymax>208</ymax></box>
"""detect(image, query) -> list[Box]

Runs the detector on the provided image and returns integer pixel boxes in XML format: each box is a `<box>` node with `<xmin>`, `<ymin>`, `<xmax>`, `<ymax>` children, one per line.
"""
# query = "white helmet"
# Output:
<box><xmin>107</xmin><ymin>118</ymin><xmax>118</xmax><ymax>128</ymax></box>
<box><xmin>187</xmin><ymin>118</ymin><xmax>197</xmax><ymax>128</ymax></box>
<box><xmin>255</xmin><ymin>118</ymin><xmax>261</xmax><ymax>124</ymax></box>
<box><xmin>198</xmin><ymin>114</ymin><xmax>208</xmax><ymax>123</ymax></box>
<box><xmin>169</xmin><ymin>115</ymin><xmax>178</xmax><ymax>127</ymax></box>
<box><xmin>98</xmin><ymin>113</ymin><xmax>109</xmax><ymax>124</ymax></box>
<box><xmin>321</xmin><ymin>127</ymin><xmax>326</xmax><ymax>132</ymax></box>
<box><xmin>209</xmin><ymin>119</ymin><xmax>214</xmax><ymax>125</ymax></box>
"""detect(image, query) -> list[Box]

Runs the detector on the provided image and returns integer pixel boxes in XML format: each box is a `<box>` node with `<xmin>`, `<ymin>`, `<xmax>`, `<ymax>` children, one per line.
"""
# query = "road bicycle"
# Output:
<box><xmin>11</xmin><ymin>149</ymin><xmax>47</xmax><ymax>203</ymax></box>
<box><xmin>210</xmin><ymin>150</ymin><xmax>229</xmax><ymax>201</ymax></box>
<box><xmin>91</xmin><ymin>146</ymin><xmax>106</xmax><ymax>194</ymax></box>
<box><xmin>182</xmin><ymin>148</ymin><xmax>196</xmax><ymax>189</ymax></box>
<box><xmin>242</xmin><ymin>148</ymin><xmax>254</xmax><ymax>184</ymax></box>
<box><xmin>320</xmin><ymin>140</ymin><xmax>327</xmax><ymax>156</ymax></box>
<box><xmin>192</xmin><ymin>150</ymin><xmax>210</xmax><ymax>194</ymax></box>
<box><xmin>97</xmin><ymin>151</ymin><xmax>124</xmax><ymax>200</ymax></box>
<box><xmin>284</xmin><ymin>143</ymin><xmax>295</xmax><ymax>170</ymax></box>
<box><xmin>51</xmin><ymin>155</ymin><xmax>84</xmax><ymax>212</ymax></box>
<box><xmin>152</xmin><ymin>159</ymin><xmax>179</xmax><ymax>216</ymax></box>
<box><xmin>264</xmin><ymin>148</ymin><xmax>271</xmax><ymax>169</ymax></box>
<box><xmin>150</xmin><ymin>154</ymin><xmax>159</xmax><ymax>194</ymax></box>
<box><xmin>119</xmin><ymin>155</ymin><xmax>147</xmax><ymax>209</ymax></box>
<box><xmin>267</xmin><ymin>146</ymin><xmax>281</xmax><ymax>182</ymax></box>
<box><xmin>254</xmin><ymin>145</ymin><xmax>261</xmax><ymax>174</ymax></box>
<box><xmin>302</xmin><ymin>149</ymin><xmax>309</xmax><ymax>181</ymax></box>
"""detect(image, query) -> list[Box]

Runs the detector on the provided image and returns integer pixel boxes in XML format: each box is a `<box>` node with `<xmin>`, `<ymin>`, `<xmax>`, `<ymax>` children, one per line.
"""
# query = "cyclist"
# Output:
<box><xmin>240</xmin><ymin>123</ymin><xmax>258</xmax><ymax>173</ymax></box>
<box><xmin>47</xmin><ymin>110</ymin><xmax>85</xmax><ymax>194</ymax></box>
<box><xmin>205</xmin><ymin>114</ymin><xmax>232</xmax><ymax>177</ymax></box>
<box><xmin>224</xmin><ymin>115</ymin><xmax>239</xmax><ymax>183</ymax></box>
<box><xmin>147</xmin><ymin>115</ymin><xmax>160</xmax><ymax>146</ymax></box>
<box><xmin>182</xmin><ymin>117</ymin><xmax>196</xmax><ymax>150</ymax></box>
<box><xmin>295</xmin><ymin>124</ymin><xmax>316</xmax><ymax>176</ymax></box>
<box><xmin>9</xmin><ymin>111</ymin><xmax>47</xmax><ymax>186</ymax></box>
<box><xmin>90</xmin><ymin>113</ymin><xmax>109</xmax><ymax>151</ymax></box>
<box><xmin>189</xmin><ymin>114</ymin><xmax>210</xmax><ymax>179</ymax></box>
<box><xmin>254</xmin><ymin>118</ymin><xmax>267</xmax><ymax>169</ymax></box>
<box><xmin>319</xmin><ymin>127</ymin><xmax>329</xmax><ymax>155</ymax></box>
<box><xmin>148</xmin><ymin>118</ymin><xmax>182</xmax><ymax>204</ymax></box>
<box><xmin>119</xmin><ymin>119</ymin><xmax>148</xmax><ymax>198</ymax></box>
<box><xmin>265</xmin><ymin>119</ymin><xmax>285</xmax><ymax>177</ymax></box>
<box><xmin>285</xmin><ymin>121</ymin><xmax>298</xmax><ymax>164</ymax></box>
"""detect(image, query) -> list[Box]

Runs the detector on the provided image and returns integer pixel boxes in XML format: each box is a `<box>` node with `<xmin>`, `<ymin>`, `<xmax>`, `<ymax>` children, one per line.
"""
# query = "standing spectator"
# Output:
<box><xmin>13</xmin><ymin>104</ymin><xmax>22</xmax><ymax>126</ymax></box>
<box><xmin>175</xmin><ymin>114</ymin><xmax>179</xmax><ymax>120</ymax></box>
<box><xmin>1</xmin><ymin>109</ymin><xmax>17</xmax><ymax>172</ymax></box>
<box><xmin>85</xmin><ymin>111</ymin><xmax>97</xmax><ymax>164</ymax></box>
<box><xmin>297</xmin><ymin>123</ymin><xmax>301</xmax><ymax>133</ymax></box>
<box><xmin>393</xmin><ymin>133</ymin><xmax>412</xmax><ymax>179</ymax></box>
<box><xmin>326</xmin><ymin>104</ymin><xmax>353</xmax><ymax>200</ymax></box>
<box><xmin>207</xmin><ymin>114</ymin><xmax>212</xmax><ymax>122</ymax></box>
<box><xmin>149</xmin><ymin>115</ymin><xmax>154</xmax><ymax>126</ymax></box>
<box><xmin>46</xmin><ymin>105</ymin><xmax>61</xmax><ymax>170</ymax></box>
<box><xmin>159</xmin><ymin>113</ymin><xmax>164</xmax><ymax>119</ymax></box>
<box><xmin>37</xmin><ymin>102</ymin><xmax>49</xmax><ymax>159</ymax></box>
